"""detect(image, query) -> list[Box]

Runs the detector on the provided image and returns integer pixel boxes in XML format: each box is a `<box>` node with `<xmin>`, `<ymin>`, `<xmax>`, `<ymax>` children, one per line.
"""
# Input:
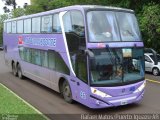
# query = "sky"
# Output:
<box><xmin>0</xmin><ymin>0</ymin><xmax>30</xmax><ymax>14</ymax></box>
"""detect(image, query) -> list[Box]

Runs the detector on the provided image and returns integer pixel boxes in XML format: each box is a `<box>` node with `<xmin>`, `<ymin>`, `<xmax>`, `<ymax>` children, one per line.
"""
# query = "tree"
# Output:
<box><xmin>0</xmin><ymin>14</ymin><xmax>9</xmax><ymax>45</ymax></box>
<box><xmin>11</xmin><ymin>7</ymin><xmax>25</xmax><ymax>18</ymax></box>
<box><xmin>23</xmin><ymin>3</ymin><xmax>28</xmax><ymax>9</ymax></box>
<box><xmin>25</xmin><ymin>5</ymin><xmax>44</xmax><ymax>15</ymax></box>
<box><xmin>139</xmin><ymin>3</ymin><xmax>160</xmax><ymax>52</ymax></box>
<box><xmin>2</xmin><ymin>0</ymin><xmax>17</xmax><ymax>13</ymax></box>
<box><xmin>3</xmin><ymin>6</ymin><xmax>10</xmax><ymax>13</ymax></box>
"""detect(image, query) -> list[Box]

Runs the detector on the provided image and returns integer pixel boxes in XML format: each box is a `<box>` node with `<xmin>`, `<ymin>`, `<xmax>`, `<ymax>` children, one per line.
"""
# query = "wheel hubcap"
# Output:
<box><xmin>64</xmin><ymin>86</ymin><xmax>70</xmax><ymax>97</ymax></box>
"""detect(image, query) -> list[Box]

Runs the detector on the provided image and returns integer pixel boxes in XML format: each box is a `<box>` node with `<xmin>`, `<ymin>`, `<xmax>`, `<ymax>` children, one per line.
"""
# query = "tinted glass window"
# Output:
<box><xmin>63</xmin><ymin>11</ymin><xmax>85</xmax><ymax>36</ymax></box>
<box><xmin>41</xmin><ymin>50</ymin><xmax>48</xmax><ymax>67</ymax></box>
<box><xmin>71</xmin><ymin>11</ymin><xmax>85</xmax><ymax>37</ymax></box>
<box><xmin>17</xmin><ymin>20</ymin><xmax>23</xmax><ymax>33</ymax></box>
<box><xmin>145</xmin><ymin>55</ymin><xmax>152</xmax><ymax>62</ymax></box>
<box><xmin>41</xmin><ymin>15</ymin><xmax>52</xmax><ymax>33</ymax></box>
<box><xmin>63</xmin><ymin>12</ymin><xmax>72</xmax><ymax>32</ymax></box>
<box><xmin>90</xmin><ymin>48</ymin><xmax>144</xmax><ymax>86</ymax></box>
<box><xmin>116</xmin><ymin>12</ymin><xmax>141</xmax><ymax>41</ymax></box>
<box><xmin>87</xmin><ymin>11</ymin><xmax>120</xmax><ymax>42</ymax></box>
<box><xmin>12</xmin><ymin>21</ymin><xmax>16</xmax><ymax>33</ymax></box>
<box><xmin>19</xmin><ymin>47</ymin><xmax>25</xmax><ymax>60</ymax></box>
<box><xmin>53</xmin><ymin>14</ymin><xmax>61</xmax><ymax>33</ymax></box>
<box><xmin>32</xmin><ymin>49</ymin><xmax>41</xmax><ymax>65</ymax></box>
<box><xmin>32</xmin><ymin>17</ymin><xmax>40</xmax><ymax>33</ymax></box>
<box><xmin>48</xmin><ymin>51</ymin><xmax>55</xmax><ymax>69</ymax></box>
<box><xmin>24</xmin><ymin>48</ymin><xmax>32</xmax><ymax>62</ymax></box>
<box><xmin>7</xmin><ymin>22</ymin><xmax>11</xmax><ymax>33</ymax></box>
<box><xmin>55</xmin><ymin>52</ymin><xmax>70</xmax><ymax>75</ymax></box>
<box><xmin>24</xmin><ymin>19</ymin><xmax>31</xmax><ymax>33</ymax></box>
<box><xmin>63</xmin><ymin>11</ymin><xmax>86</xmax><ymax>53</ymax></box>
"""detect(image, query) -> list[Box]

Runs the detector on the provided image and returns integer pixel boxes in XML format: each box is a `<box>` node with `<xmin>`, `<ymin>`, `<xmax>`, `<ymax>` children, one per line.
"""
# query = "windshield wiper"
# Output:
<box><xmin>126</xmin><ymin>30</ymin><xmax>134</xmax><ymax>36</ymax></box>
<box><xmin>105</xmin><ymin>46</ymin><xmax>123</xmax><ymax>79</ymax></box>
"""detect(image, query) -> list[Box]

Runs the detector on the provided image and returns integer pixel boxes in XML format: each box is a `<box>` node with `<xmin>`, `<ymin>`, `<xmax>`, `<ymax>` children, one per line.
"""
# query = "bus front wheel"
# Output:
<box><xmin>62</xmin><ymin>80</ymin><xmax>73</xmax><ymax>103</ymax></box>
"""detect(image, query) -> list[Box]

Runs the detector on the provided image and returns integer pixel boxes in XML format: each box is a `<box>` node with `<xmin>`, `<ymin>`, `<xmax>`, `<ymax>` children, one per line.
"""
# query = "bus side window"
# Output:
<box><xmin>24</xmin><ymin>19</ymin><xmax>31</xmax><ymax>33</ymax></box>
<box><xmin>7</xmin><ymin>22</ymin><xmax>11</xmax><ymax>33</ymax></box>
<box><xmin>62</xmin><ymin>10</ymin><xmax>86</xmax><ymax>53</ymax></box>
<box><xmin>12</xmin><ymin>21</ymin><xmax>16</xmax><ymax>33</ymax></box>
<box><xmin>32</xmin><ymin>17</ymin><xmax>41</xmax><ymax>33</ymax></box>
<box><xmin>41</xmin><ymin>15</ymin><xmax>52</xmax><ymax>33</ymax></box>
<box><xmin>24</xmin><ymin>48</ymin><xmax>32</xmax><ymax>63</ymax></box>
<box><xmin>48</xmin><ymin>51</ymin><xmax>55</xmax><ymax>70</ymax></box>
<box><xmin>32</xmin><ymin>49</ymin><xmax>41</xmax><ymax>66</ymax></box>
<box><xmin>71</xmin><ymin>11</ymin><xmax>85</xmax><ymax>37</ymax></box>
<box><xmin>3</xmin><ymin>23</ymin><xmax>6</xmax><ymax>32</ymax></box>
<box><xmin>41</xmin><ymin>50</ymin><xmax>48</xmax><ymax>67</ymax></box>
<box><xmin>53</xmin><ymin>14</ymin><xmax>61</xmax><ymax>33</ymax></box>
<box><xmin>19</xmin><ymin>47</ymin><xmax>25</xmax><ymax>60</ymax></box>
<box><xmin>17</xmin><ymin>20</ymin><xmax>23</xmax><ymax>33</ymax></box>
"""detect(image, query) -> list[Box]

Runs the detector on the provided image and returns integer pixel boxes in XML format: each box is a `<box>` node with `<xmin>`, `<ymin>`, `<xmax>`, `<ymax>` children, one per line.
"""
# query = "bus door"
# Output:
<box><xmin>70</xmin><ymin>53</ymin><xmax>90</xmax><ymax>103</ymax></box>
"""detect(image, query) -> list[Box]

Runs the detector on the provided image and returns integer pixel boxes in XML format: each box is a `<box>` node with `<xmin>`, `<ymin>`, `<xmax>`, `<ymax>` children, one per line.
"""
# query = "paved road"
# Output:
<box><xmin>0</xmin><ymin>51</ymin><xmax>160</xmax><ymax>119</ymax></box>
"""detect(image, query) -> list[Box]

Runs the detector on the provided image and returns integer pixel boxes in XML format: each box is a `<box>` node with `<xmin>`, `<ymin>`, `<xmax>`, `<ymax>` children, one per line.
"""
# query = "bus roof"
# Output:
<box><xmin>4</xmin><ymin>5</ymin><xmax>134</xmax><ymax>22</ymax></box>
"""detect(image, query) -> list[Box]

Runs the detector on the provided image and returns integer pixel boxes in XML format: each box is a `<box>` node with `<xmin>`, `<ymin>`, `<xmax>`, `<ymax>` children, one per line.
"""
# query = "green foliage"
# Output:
<box><xmin>11</xmin><ymin>8</ymin><xmax>25</xmax><ymax>18</ymax></box>
<box><xmin>25</xmin><ymin>5</ymin><xmax>44</xmax><ymax>15</ymax></box>
<box><xmin>0</xmin><ymin>14</ymin><xmax>9</xmax><ymax>45</ymax></box>
<box><xmin>3</xmin><ymin>0</ymin><xmax>16</xmax><ymax>13</ymax></box>
<box><xmin>139</xmin><ymin>3</ymin><xmax>160</xmax><ymax>52</ymax></box>
<box><xmin>48</xmin><ymin>0</ymin><xmax>71</xmax><ymax>9</ymax></box>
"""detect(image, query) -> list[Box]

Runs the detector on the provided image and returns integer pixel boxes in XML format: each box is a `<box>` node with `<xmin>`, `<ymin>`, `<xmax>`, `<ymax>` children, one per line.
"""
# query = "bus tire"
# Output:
<box><xmin>12</xmin><ymin>62</ymin><xmax>17</xmax><ymax>76</ymax></box>
<box><xmin>17</xmin><ymin>64</ymin><xmax>24</xmax><ymax>79</ymax></box>
<box><xmin>62</xmin><ymin>80</ymin><xmax>73</xmax><ymax>103</ymax></box>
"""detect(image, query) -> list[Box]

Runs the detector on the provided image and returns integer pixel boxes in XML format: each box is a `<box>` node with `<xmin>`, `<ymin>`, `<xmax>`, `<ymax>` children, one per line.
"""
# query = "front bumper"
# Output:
<box><xmin>88</xmin><ymin>90</ymin><xmax>144</xmax><ymax>109</ymax></box>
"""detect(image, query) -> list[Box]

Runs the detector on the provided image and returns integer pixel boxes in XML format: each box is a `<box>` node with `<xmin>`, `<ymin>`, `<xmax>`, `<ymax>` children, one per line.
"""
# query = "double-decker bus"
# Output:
<box><xmin>3</xmin><ymin>5</ymin><xmax>145</xmax><ymax>109</ymax></box>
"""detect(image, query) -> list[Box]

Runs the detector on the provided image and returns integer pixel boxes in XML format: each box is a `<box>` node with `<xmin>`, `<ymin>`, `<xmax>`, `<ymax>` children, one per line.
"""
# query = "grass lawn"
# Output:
<box><xmin>0</xmin><ymin>84</ymin><xmax>47</xmax><ymax>120</ymax></box>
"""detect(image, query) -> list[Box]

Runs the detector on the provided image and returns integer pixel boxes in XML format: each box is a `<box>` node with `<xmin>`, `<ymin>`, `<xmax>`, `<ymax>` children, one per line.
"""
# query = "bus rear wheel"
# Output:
<box><xmin>62</xmin><ymin>80</ymin><xmax>73</xmax><ymax>103</ymax></box>
<box><xmin>17</xmin><ymin>64</ymin><xmax>23</xmax><ymax>79</ymax></box>
<box><xmin>12</xmin><ymin>62</ymin><xmax>17</xmax><ymax>76</ymax></box>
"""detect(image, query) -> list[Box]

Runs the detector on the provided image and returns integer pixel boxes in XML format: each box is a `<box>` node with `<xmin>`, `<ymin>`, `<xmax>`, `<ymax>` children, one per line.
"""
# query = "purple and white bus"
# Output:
<box><xmin>3</xmin><ymin>5</ymin><xmax>145</xmax><ymax>109</ymax></box>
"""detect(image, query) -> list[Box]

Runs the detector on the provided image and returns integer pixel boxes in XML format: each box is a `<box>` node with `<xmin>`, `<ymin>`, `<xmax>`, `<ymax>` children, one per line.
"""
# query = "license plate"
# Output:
<box><xmin>121</xmin><ymin>101</ymin><xmax>128</xmax><ymax>105</ymax></box>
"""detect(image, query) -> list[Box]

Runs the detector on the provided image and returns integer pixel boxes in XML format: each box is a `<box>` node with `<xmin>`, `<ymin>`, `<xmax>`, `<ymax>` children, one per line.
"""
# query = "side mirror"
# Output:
<box><xmin>85</xmin><ymin>49</ymin><xmax>94</xmax><ymax>58</ymax></box>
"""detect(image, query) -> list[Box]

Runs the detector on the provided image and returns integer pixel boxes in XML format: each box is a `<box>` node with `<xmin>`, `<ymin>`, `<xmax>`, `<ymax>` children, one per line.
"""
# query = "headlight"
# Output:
<box><xmin>91</xmin><ymin>87</ymin><xmax>112</xmax><ymax>98</ymax></box>
<box><xmin>133</xmin><ymin>80</ymin><xmax>146</xmax><ymax>93</ymax></box>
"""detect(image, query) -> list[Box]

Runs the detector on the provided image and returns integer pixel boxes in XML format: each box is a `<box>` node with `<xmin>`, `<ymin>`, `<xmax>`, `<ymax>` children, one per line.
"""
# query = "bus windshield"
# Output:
<box><xmin>89</xmin><ymin>48</ymin><xmax>144</xmax><ymax>86</ymax></box>
<box><xmin>87</xmin><ymin>11</ymin><xmax>141</xmax><ymax>42</ymax></box>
